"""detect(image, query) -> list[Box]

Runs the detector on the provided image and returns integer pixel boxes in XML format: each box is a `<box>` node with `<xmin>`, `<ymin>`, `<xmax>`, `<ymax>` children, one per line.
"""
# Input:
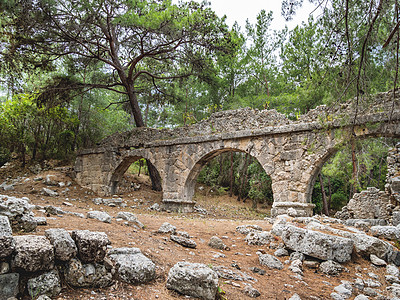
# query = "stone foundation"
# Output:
<box><xmin>161</xmin><ymin>201</ymin><xmax>196</xmax><ymax>213</ymax></box>
<box><xmin>271</xmin><ymin>202</ymin><xmax>315</xmax><ymax>217</ymax></box>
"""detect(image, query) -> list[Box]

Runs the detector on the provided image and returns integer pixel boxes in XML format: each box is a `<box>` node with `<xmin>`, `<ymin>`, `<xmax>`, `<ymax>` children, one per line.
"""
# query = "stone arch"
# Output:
<box><xmin>182</xmin><ymin>146</ymin><xmax>272</xmax><ymax>203</ymax></box>
<box><xmin>109</xmin><ymin>154</ymin><xmax>162</xmax><ymax>195</ymax></box>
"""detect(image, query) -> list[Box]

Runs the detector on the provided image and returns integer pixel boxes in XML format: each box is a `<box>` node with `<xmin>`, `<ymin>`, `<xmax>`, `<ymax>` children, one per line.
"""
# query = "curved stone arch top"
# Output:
<box><xmin>181</xmin><ymin>145</ymin><xmax>272</xmax><ymax>204</ymax></box>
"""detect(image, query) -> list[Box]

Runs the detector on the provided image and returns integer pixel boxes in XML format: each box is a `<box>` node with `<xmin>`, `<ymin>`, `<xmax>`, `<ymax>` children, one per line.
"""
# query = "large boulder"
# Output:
<box><xmin>12</xmin><ymin>235</ymin><xmax>54</xmax><ymax>272</ymax></box>
<box><xmin>27</xmin><ymin>270</ymin><xmax>61</xmax><ymax>299</ymax></box>
<box><xmin>71</xmin><ymin>230</ymin><xmax>110</xmax><ymax>263</ymax></box>
<box><xmin>64</xmin><ymin>258</ymin><xmax>113</xmax><ymax>288</ymax></box>
<box><xmin>0</xmin><ymin>273</ymin><xmax>19</xmax><ymax>299</ymax></box>
<box><xmin>45</xmin><ymin>228</ymin><xmax>77</xmax><ymax>261</ymax></box>
<box><xmin>281</xmin><ymin>225</ymin><xmax>353</xmax><ymax>263</ymax></box>
<box><xmin>107</xmin><ymin>248</ymin><xmax>156</xmax><ymax>284</ymax></box>
<box><xmin>166</xmin><ymin>262</ymin><xmax>219</xmax><ymax>300</ymax></box>
<box><xmin>350</xmin><ymin>233</ymin><xmax>394</xmax><ymax>260</ymax></box>
<box><xmin>0</xmin><ymin>236</ymin><xmax>14</xmax><ymax>259</ymax></box>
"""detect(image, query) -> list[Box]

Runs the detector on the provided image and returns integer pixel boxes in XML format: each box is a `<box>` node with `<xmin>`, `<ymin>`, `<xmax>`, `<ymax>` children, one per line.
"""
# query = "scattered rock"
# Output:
<box><xmin>42</xmin><ymin>187</ymin><xmax>59</xmax><ymax>197</ymax></box>
<box><xmin>245</xmin><ymin>231</ymin><xmax>274</xmax><ymax>246</ymax></box>
<box><xmin>87</xmin><ymin>211</ymin><xmax>111</xmax><ymax>223</ymax></box>
<box><xmin>170</xmin><ymin>235</ymin><xmax>197</xmax><ymax>248</ymax></box>
<box><xmin>71</xmin><ymin>230</ymin><xmax>110</xmax><ymax>263</ymax></box>
<box><xmin>274</xmin><ymin>248</ymin><xmax>289</xmax><ymax>257</ymax></box>
<box><xmin>45</xmin><ymin>205</ymin><xmax>65</xmax><ymax>215</ymax></box>
<box><xmin>45</xmin><ymin>228</ymin><xmax>77</xmax><ymax>261</ymax></box>
<box><xmin>116</xmin><ymin>212</ymin><xmax>144</xmax><ymax>229</ymax></box>
<box><xmin>149</xmin><ymin>203</ymin><xmax>160</xmax><ymax>211</ymax></box>
<box><xmin>34</xmin><ymin>216</ymin><xmax>47</xmax><ymax>225</ymax></box>
<box><xmin>319</xmin><ymin>260</ymin><xmax>344</xmax><ymax>276</ymax></box>
<box><xmin>370</xmin><ymin>254</ymin><xmax>387</xmax><ymax>266</ymax></box>
<box><xmin>370</xmin><ymin>225</ymin><xmax>400</xmax><ymax>241</ymax></box>
<box><xmin>208</xmin><ymin>236</ymin><xmax>227</xmax><ymax>250</ymax></box>
<box><xmin>166</xmin><ymin>262</ymin><xmax>219</xmax><ymax>300</ymax></box>
<box><xmin>243</xmin><ymin>285</ymin><xmax>261</xmax><ymax>298</ymax></box>
<box><xmin>158</xmin><ymin>222</ymin><xmax>176</xmax><ymax>234</ymax></box>
<box><xmin>236</xmin><ymin>225</ymin><xmax>263</xmax><ymax>235</ymax></box>
<box><xmin>0</xmin><ymin>215</ymin><xmax>12</xmax><ymax>236</ymax></box>
<box><xmin>257</xmin><ymin>253</ymin><xmax>283</xmax><ymax>270</ymax></box>
<box><xmin>289</xmin><ymin>294</ymin><xmax>302</xmax><ymax>300</ymax></box>
<box><xmin>212</xmin><ymin>265</ymin><xmax>255</xmax><ymax>281</ymax></box>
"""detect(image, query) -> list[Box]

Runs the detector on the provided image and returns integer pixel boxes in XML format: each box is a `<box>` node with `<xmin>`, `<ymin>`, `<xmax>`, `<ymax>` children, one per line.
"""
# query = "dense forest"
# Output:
<box><xmin>0</xmin><ymin>0</ymin><xmax>399</xmax><ymax>214</ymax></box>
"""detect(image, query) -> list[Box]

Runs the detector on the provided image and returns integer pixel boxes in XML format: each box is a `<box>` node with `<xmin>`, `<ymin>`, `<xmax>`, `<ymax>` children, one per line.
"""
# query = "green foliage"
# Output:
<box><xmin>330</xmin><ymin>192</ymin><xmax>348</xmax><ymax>211</ymax></box>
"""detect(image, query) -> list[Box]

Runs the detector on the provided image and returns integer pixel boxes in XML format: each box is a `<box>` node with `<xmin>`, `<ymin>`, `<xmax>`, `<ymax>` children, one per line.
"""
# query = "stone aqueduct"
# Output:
<box><xmin>74</xmin><ymin>91</ymin><xmax>400</xmax><ymax>216</ymax></box>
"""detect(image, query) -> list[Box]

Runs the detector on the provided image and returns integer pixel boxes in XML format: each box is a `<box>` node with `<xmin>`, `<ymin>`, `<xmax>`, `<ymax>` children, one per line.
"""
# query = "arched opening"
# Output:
<box><xmin>184</xmin><ymin>148</ymin><xmax>273</xmax><ymax>217</ymax></box>
<box><xmin>110</xmin><ymin>156</ymin><xmax>162</xmax><ymax>199</ymax></box>
<box><xmin>309</xmin><ymin>137</ymin><xmax>399</xmax><ymax>216</ymax></box>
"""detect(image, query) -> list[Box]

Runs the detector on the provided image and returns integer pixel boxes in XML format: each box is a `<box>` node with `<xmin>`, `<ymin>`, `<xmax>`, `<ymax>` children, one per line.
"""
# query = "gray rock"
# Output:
<box><xmin>393</xmin><ymin>212</ymin><xmax>400</xmax><ymax>226</ymax></box>
<box><xmin>0</xmin><ymin>216</ymin><xmax>12</xmax><ymax>236</ymax></box>
<box><xmin>34</xmin><ymin>216</ymin><xmax>47</xmax><ymax>225</ymax></box>
<box><xmin>289</xmin><ymin>294</ymin><xmax>302</xmax><ymax>300</ymax></box>
<box><xmin>354</xmin><ymin>295</ymin><xmax>369</xmax><ymax>300</ymax></box>
<box><xmin>208</xmin><ymin>236</ymin><xmax>227</xmax><ymax>250</ymax></box>
<box><xmin>386</xmin><ymin>275</ymin><xmax>400</xmax><ymax>284</ymax></box>
<box><xmin>212</xmin><ymin>265</ymin><xmax>255</xmax><ymax>281</ymax></box>
<box><xmin>258</xmin><ymin>253</ymin><xmax>283</xmax><ymax>270</ymax></box>
<box><xmin>87</xmin><ymin>211</ymin><xmax>111</xmax><ymax>223</ymax></box>
<box><xmin>370</xmin><ymin>226</ymin><xmax>400</xmax><ymax>241</ymax></box>
<box><xmin>45</xmin><ymin>228</ymin><xmax>77</xmax><ymax>261</ymax></box>
<box><xmin>319</xmin><ymin>260</ymin><xmax>344</xmax><ymax>276</ymax></box>
<box><xmin>290</xmin><ymin>252</ymin><xmax>305</xmax><ymax>262</ymax></box>
<box><xmin>37</xmin><ymin>295</ymin><xmax>52</xmax><ymax>300</ymax></box>
<box><xmin>333</xmin><ymin>282</ymin><xmax>352</xmax><ymax>298</ymax></box>
<box><xmin>27</xmin><ymin>270</ymin><xmax>61</xmax><ymax>298</ymax></box>
<box><xmin>44</xmin><ymin>175</ymin><xmax>58</xmax><ymax>186</ymax></box>
<box><xmin>387</xmin><ymin>264</ymin><xmax>400</xmax><ymax>277</ymax></box>
<box><xmin>45</xmin><ymin>205</ymin><xmax>65</xmax><ymax>215</ymax></box>
<box><xmin>236</xmin><ymin>225</ymin><xmax>263</xmax><ymax>235</ymax></box>
<box><xmin>158</xmin><ymin>222</ymin><xmax>176</xmax><ymax>234</ymax></box>
<box><xmin>282</xmin><ymin>225</ymin><xmax>354</xmax><ymax>263</ymax></box>
<box><xmin>0</xmin><ymin>273</ymin><xmax>19</xmax><ymax>299</ymax></box>
<box><xmin>116</xmin><ymin>212</ymin><xmax>144</xmax><ymax>229</ymax></box>
<box><xmin>243</xmin><ymin>285</ymin><xmax>261</xmax><ymax>298</ymax></box>
<box><xmin>71</xmin><ymin>230</ymin><xmax>110</xmax><ymax>263</ymax></box>
<box><xmin>0</xmin><ymin>196</ymin><xmax>37</xmax><ymax>232</ymax></box>
<box><xmin>245</xmin><ymin>231</ymin><xmax>273</xmax><ymax>246</ymax></box>
<box><xmin>64</xmin><ymin>258</ymin><xmax>113</xmax><ymax>288</ymax></box>
<box><xmin>149</xmin><ymin>203</ymin><xmax>160</xmax><ymax>211</ymax></box>
<box><xmin>0</xmin><ymin>262</ymin><xmax>9</xmax><ymax>274</ymax></box>
<box><xmin>351</xmin><ymin>233</ymin><xmax>394</xmax><ymax>260</ymax></box>
<box><xmin>0</xmin><ymin>236</ymin><xmax>14</xmax><ymax>258</ymax></box>
<box><xmin>170</xmin><ymin>235</ymin><xmax>197</xmax><ymax>248</ymax></box>
<box><xmin>274</xmin><ymin>248</ymin><xmax>289</xmax><ymax>257</ymax></box>
<box><xmin>370</xmin><ymin>254</ymin><xmax>387</xmax><ymax>266</ymax></box>
<box><xmin>166</xmin><ymin>262</ymin><xmax>219</xmax><ymax>300</ymax></box>
<box><xmin>330</xmin><ymin>292</ymin><xmax>345</xmax><ymax>300</ymax></box>
<box><xmin>12</xmin><ymin>235</ymin><xmax>54</xmax><ymax>272</ymax></box>
<box><xmin>107</xmin><ymin>247</ymin><xmax>156</xmax><ymax>284</ymax></box>
<box><xmin>271</xmin><ymin>217</ymin><xmax>288</xmax><ymax>236</ymax></box>
<box><xmin>42</xmin><ymin>187</ymin><xmax>58</xmax><ymax>197</ymax></box>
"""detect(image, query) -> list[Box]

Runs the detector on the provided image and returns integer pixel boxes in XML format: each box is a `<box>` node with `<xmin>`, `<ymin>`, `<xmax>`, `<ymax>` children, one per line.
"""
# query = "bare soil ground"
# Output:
<box><xmin>0</xmin><ymin>161</ymin><xmax>388</xmax><ymax>300</ymax></box>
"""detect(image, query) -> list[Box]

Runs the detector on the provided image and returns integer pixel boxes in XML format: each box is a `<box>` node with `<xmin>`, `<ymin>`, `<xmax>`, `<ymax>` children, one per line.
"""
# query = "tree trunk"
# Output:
<box><xmin>229</xmin><ymin>152</ymin><xmax>234</xmax><ymax>197</ymax></box>
<box><xmin>319</xmin><ymin>173</ymin><xmax>329</xmax><ymax>216</ymax></box>
<box><xmin>126</xmin><ymin>87</ymin><xmax>162</xmax><ymax>191</ymax></box>
<box><xmin>327</xmin><ymin>176</ymin><xmax>332</xmax><ymax>210</ymax></box>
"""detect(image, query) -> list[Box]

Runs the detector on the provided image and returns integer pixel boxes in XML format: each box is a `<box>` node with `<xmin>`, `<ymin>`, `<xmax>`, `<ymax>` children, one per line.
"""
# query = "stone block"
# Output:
<box><xmin>12</xmin><ymin>235</ymin><xmax>54</xmax><ymax>272</ymax></box>
<box><xmin>107</xmin><ymin>248</ymin><xmax>156</xmax><ymax>284</ymax></box>
<box><xmin>71</xmin><ymin>230</ymin><xmax>110</xmax><ymax>263</ymax></box>
<box><xmin>281</xmin><ymin>225</ymin><xmax>353</xmax><ymax>263</ymax></box>
<box><xmin>27</xmin><ymin>270</ymin><xmax>61</xmax><ymax>298</ymax></box>
<box><xmin>64</xmin><ymin>258</ymin><xmax>113</xmax><ymax>288</ymax></box>
<box><xmin>0</xmin><ymin>216</ymin><xmax>12</xmax><ymax>236</ymax></box>
<box><xmin>0</xmin><ymin>236</ymin><xmax>14</xmax><ymax>258</ymax></box>
<box><xmin>0</xmin><ymin>273</ymin><xmax>19</xmax><ymax>299</ymax></box>
<box><xmin>166</xmin><ymin>262</ymin><xmax>218</xmax><ymax>300</ymax></box>
<box><xmin>45</xmin><ymin>228</ymin><xmax>77</xmax><ymax>261</ymax></box>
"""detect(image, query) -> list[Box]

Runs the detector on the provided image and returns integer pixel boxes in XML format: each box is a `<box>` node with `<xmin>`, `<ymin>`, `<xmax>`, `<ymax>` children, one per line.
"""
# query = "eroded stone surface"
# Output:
<box><xmin>45</xmin><ymin>228</ymin><xmax>77</xmax><ymax>261</ymax></box>
<box><xmin>166</xmin><ymin>262</ymin><xmax>219</xmax><ymax>300</ymax></box>
<box><xmin>71</xmin><ymin>230</ymin><xmax>110</xmax><ymax>263</ymax></box>
<box><xmin>64</xmin><ymin>258</ymin><xmax>113</xmax><ymax>288</ymax></box>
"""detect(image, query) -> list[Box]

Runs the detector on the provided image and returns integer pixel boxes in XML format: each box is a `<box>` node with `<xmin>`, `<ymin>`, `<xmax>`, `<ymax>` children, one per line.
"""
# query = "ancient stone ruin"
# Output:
<box><xmin>74</xmin><ymin>91</ymin><xmax>400</xmax><ymax>216</ymax></box>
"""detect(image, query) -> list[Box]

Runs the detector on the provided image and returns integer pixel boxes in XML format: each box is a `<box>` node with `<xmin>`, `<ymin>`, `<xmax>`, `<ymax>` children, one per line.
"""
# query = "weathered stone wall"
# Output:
<box><xmin>387</xmin><ymin>143</ymin><xmax>400</xmax><ymax>204</ymax></box>
<box><xmin>346</xmin><ymin>187</ymin><xmax>391</xmax><ymax>219</ymax></box>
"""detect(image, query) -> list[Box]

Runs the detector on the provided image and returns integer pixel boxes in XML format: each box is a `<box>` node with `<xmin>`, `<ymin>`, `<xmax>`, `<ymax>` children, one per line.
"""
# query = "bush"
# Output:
<box><xmin>0</xmin><ymin>147</ymin><xmax>10</xmax><ymax>167</ymax></box>
<box><xmin>331</xmin><ymin>192</ymin><xmax>348</xmax><ymax>211</ymax></box>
